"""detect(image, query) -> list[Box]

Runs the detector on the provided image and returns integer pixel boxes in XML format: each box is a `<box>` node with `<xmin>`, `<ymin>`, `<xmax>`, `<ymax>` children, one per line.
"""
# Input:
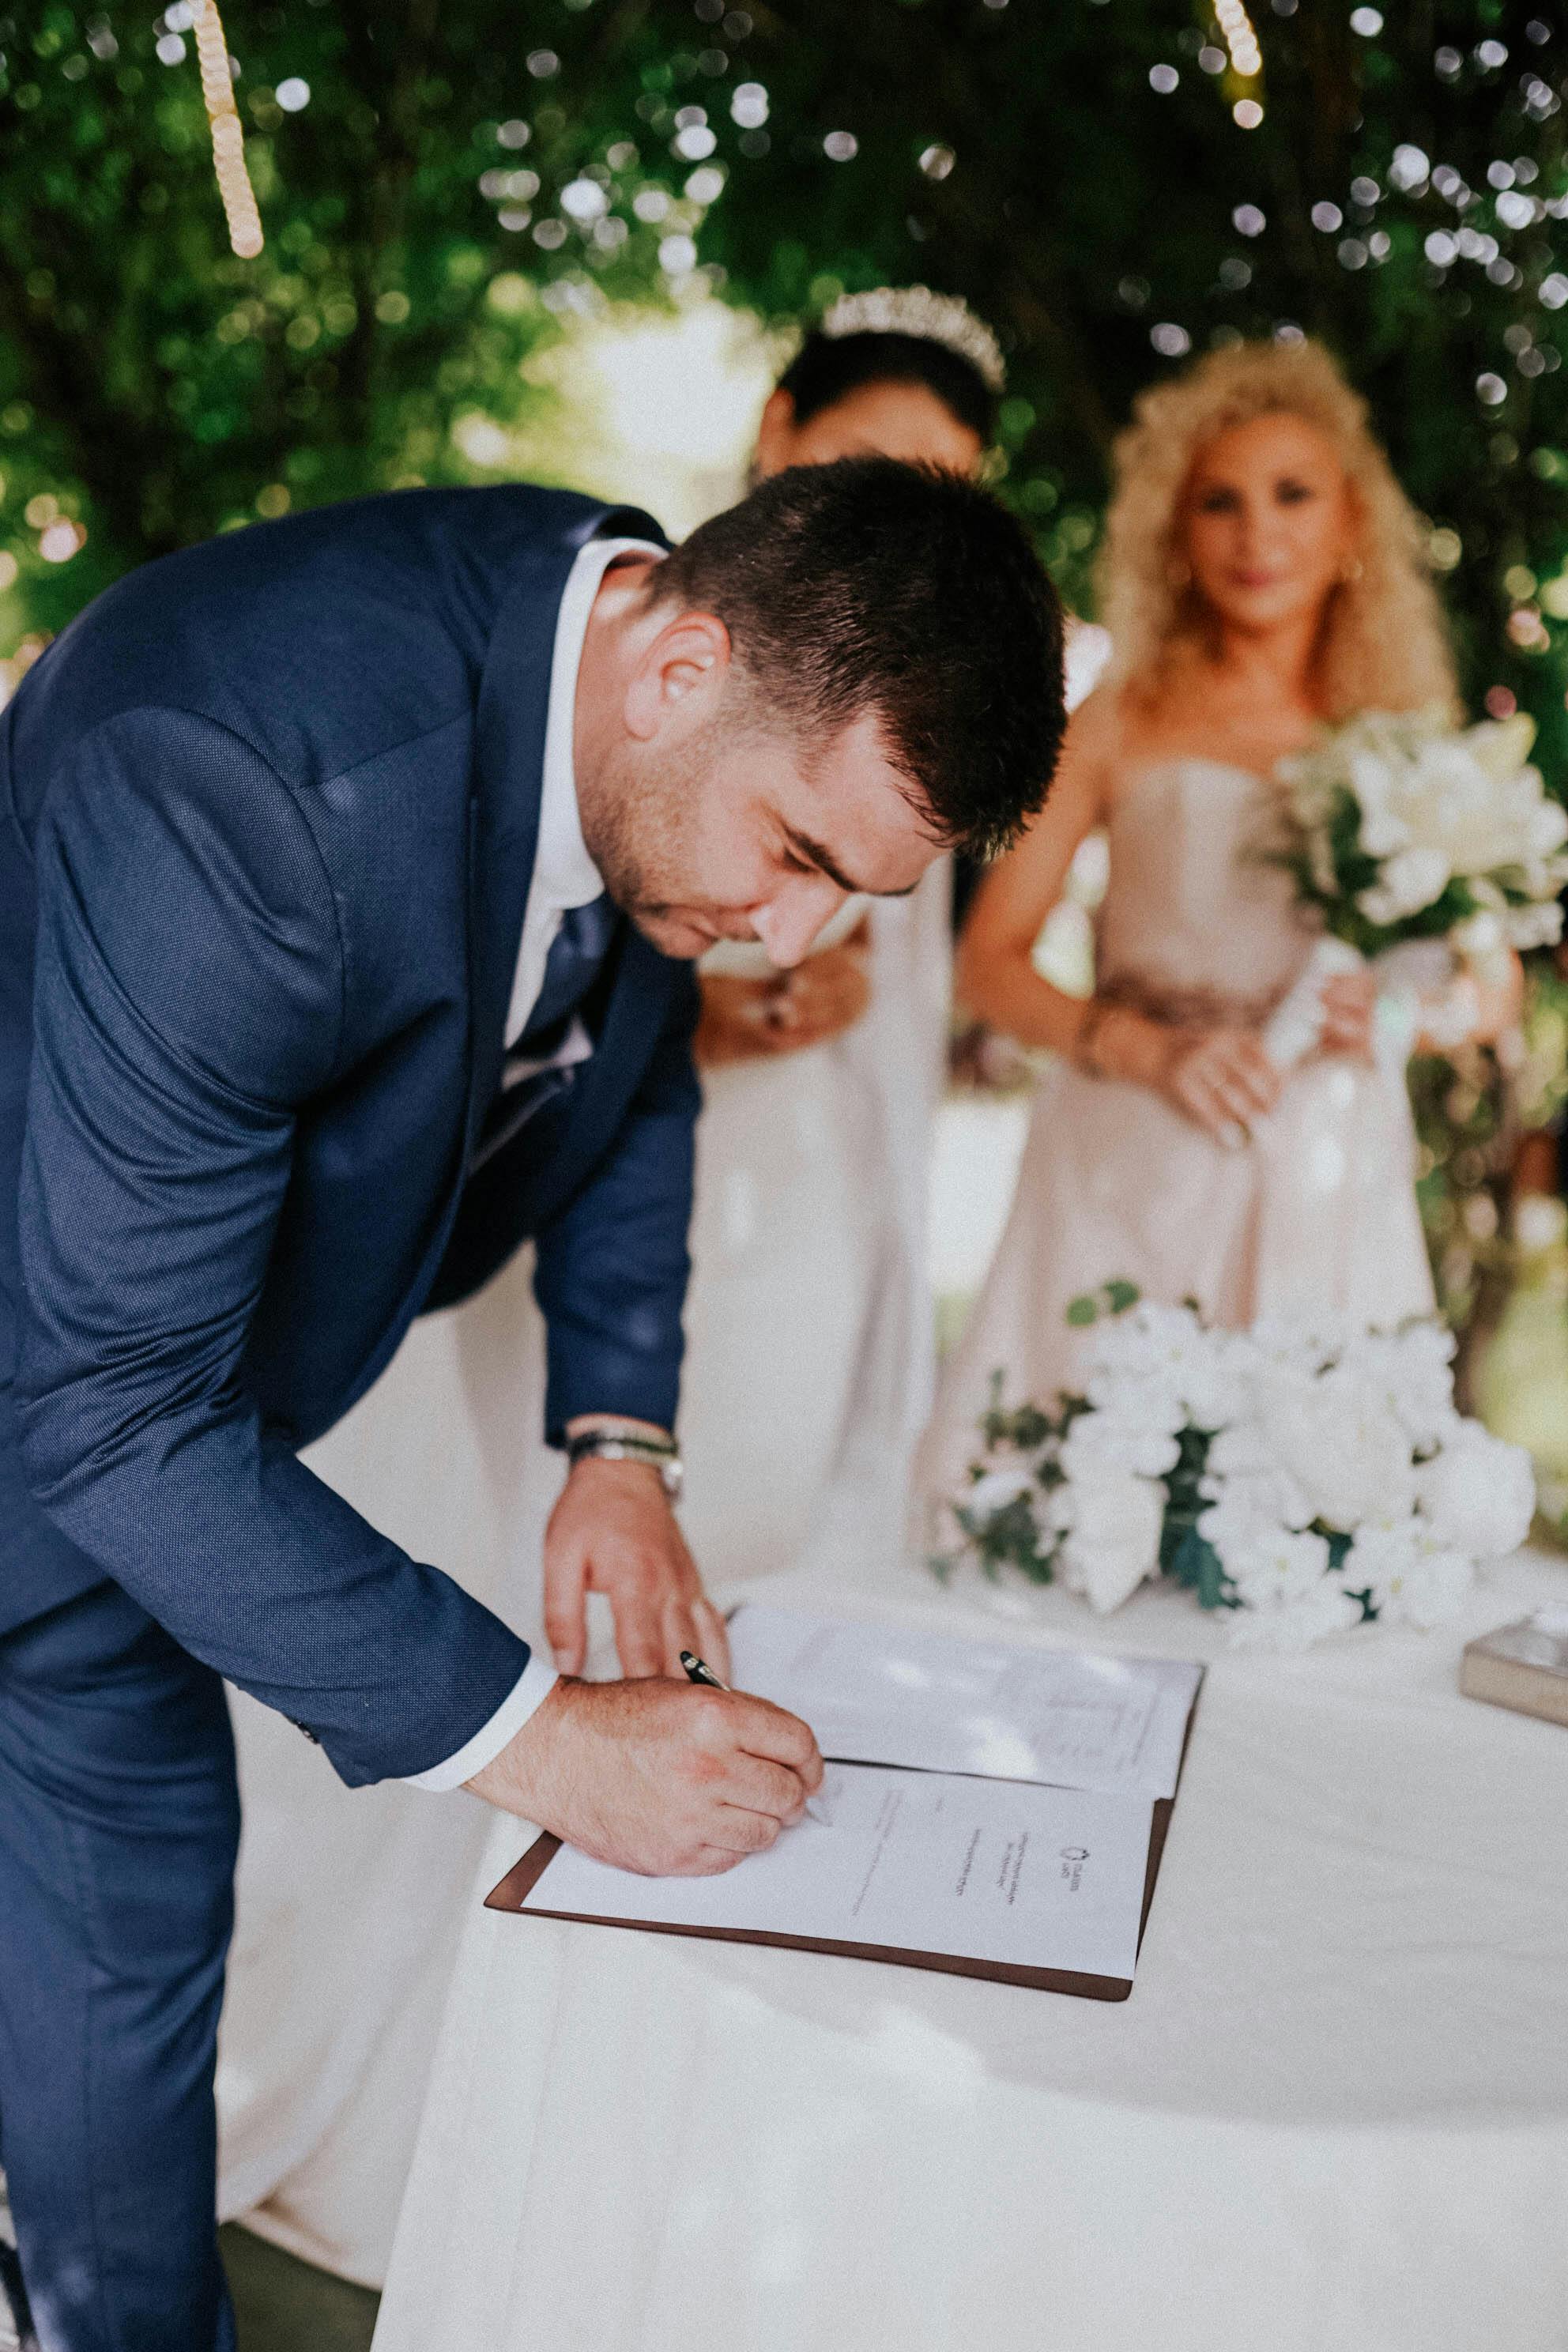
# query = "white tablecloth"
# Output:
<box><xmin>374</xmin><ymin>1549</ymin><xmax>1568</xmax><ymax>2352</ymax></box>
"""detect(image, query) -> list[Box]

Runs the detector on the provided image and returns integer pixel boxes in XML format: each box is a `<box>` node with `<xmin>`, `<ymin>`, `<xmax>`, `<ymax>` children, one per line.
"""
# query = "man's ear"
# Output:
<box><xmin>623</xmin><ymin>611</ymin><xmax>732</xmax><ymax>743</ymax></box>
<box><xmin>752</xmin><ymin>387</ymin><xmax>797</xmax><ymax>481</ymax></box>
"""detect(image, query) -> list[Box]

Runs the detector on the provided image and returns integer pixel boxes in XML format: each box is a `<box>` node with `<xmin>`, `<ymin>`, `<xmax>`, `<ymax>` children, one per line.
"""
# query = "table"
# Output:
<box><xmin>373</xmin><ymin>1549</ymin><xmax>1568</xmax><ymax>2352</ymax></box>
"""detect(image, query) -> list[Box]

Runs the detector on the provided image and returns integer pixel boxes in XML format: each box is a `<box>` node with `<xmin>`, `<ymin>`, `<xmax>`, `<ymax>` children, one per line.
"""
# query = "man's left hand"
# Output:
<box><xmin>543</xmin><ymin>1455</ymin><xmax>730</xmax><ymax>1682</ymax></box>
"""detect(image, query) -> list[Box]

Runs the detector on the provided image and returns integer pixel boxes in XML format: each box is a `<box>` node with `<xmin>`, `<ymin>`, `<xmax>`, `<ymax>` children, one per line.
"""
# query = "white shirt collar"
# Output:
<box><xmin>505</xmin><ymin>533</ymin><xmax>664</xmax><ymax>1048</ymax></box>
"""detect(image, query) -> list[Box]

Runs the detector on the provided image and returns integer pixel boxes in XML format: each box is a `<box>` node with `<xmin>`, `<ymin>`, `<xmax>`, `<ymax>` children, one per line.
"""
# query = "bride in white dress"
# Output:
<box><xmin>680</xmin><ymin>290</ymin><xmax>1003</xmax><ymax>1580</ymax></box>
<box><xmin>217</xmin><ymin>288</ymin><xmax>1007</xmax><ymax>2283</ymax></box>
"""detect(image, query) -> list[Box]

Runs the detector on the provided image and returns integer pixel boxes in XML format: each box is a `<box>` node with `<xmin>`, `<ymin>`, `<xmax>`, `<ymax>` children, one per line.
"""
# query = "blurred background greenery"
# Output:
<box><xmin>6</xmin><ymin>0</ymin><xmax>1568</xmax><ymax>733</ymax></box>
<box><xmin>5</xmin><ymin>0</ymin><xmax>1568</xmax><ymax>1475</ymax></box>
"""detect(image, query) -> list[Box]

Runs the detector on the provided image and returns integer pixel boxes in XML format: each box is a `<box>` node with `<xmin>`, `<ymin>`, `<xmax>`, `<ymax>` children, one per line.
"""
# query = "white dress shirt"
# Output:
<box><xmin>402</xmin><ymin>532</ymin><xmax>665</xmax><ymax>1792</ymax></box>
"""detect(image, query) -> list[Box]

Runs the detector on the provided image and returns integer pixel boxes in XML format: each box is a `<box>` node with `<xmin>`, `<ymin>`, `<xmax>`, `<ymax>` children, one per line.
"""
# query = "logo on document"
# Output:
<box><xmin>1059</xmin><ymin>1844</ymin><xmax>1088</xmax><ymax>1890</ymax></box>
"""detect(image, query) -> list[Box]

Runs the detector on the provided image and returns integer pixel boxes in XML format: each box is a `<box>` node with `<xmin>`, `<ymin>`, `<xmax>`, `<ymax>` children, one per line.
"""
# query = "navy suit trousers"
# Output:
<box><xmin>0</xmin><ymin>1583</ymin><xmax>239</xmax><ymax>2352</ymax></box>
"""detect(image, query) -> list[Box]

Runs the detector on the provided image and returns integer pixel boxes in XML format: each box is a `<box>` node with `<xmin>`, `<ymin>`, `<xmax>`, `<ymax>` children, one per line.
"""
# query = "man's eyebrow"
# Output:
<box><xmin>785</xmin><ymin>827</ymin><xmax>921</xmax><ymax>899</ymax></box>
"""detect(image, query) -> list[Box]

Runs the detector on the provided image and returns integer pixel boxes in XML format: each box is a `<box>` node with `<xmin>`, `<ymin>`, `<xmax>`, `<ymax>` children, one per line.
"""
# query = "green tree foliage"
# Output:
<box><xmin>0</xmin><ymin>0</ymin><xmax>673</xmax><ymax>632</ymax></box>
<box><xmin>2</xmin><ymin>0</ymin><xmax>1566</xmax><ymax>768</ymax></box>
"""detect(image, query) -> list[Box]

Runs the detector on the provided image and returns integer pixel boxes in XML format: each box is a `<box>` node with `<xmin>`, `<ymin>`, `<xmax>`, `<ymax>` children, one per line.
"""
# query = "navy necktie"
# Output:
<box><xmin>474</xmin><ymin>894</ymin><xmax>619</xmax><ymax>1169</ymax></box>
<box><xmin>514</xmin><ymin>893</ymin><xmax>619</xmax><ymax>1056</ymax></box>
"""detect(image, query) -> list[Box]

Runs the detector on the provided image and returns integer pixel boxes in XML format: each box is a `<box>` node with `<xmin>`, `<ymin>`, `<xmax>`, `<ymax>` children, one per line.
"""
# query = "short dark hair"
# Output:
<box><xmin>778</xmin><ymin>328</ymin><xmax>999</xmax><ymax>445</ymax></box>
<box><xmin>653</xmin><ymin>458</ymin><xmax>1065</xmax><ymax>861</ymax></box>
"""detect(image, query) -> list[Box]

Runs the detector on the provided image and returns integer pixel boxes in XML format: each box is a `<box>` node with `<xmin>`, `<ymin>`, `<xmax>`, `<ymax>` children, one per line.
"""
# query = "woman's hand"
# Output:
<box><xmin>1317</xmin><ymin>968</ymin><xmax>1377</xmax><ymax>1063</ymax></box>
<box><xmin>694</xmin><ymin>943</ymin><xmax>872</xmax><ymax>1069</ymax></box>
<box><xmin>1081</xmin><ymin>1003</ymin><xmax>1282</xmax><ymax>1145</ymax></box>
<box><xmin>1435</xmin><ymin>947</ymin><xmax>1523</xmax><ymax>1050</ymax></box>
<box><xmin>1155</xmin><ymin>1023</ymin><xmax>1283</xmax><ymax>1146</ymax></box>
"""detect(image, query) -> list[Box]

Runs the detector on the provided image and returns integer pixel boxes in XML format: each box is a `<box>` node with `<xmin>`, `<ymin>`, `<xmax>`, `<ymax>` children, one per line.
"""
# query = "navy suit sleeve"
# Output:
<box><xmin>532</xmin><ymin>962</ymin><xmax>700</xmax><ymax>1442</ymax></box>
<box><xmin>15</xmin><ymin>707</ymin><xmax>528</xmax><ymax>1785</ymax></box>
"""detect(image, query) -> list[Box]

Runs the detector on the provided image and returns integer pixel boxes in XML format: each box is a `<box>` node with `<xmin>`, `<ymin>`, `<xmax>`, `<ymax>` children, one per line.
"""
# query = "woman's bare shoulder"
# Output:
<box><xmin>987</xmin><ymin>686</ymin><xmax>1117</xmax><ymax>903</ymax></box>
<box><xmin>1066</xmin><ymin>678</ymin><xmax>1124</xmax><ymax>752</ymax></box>
<box><xmin>1040</xmin><ymin>682</ymin><xmax>1122</xmax><ymax>819</ymax></box>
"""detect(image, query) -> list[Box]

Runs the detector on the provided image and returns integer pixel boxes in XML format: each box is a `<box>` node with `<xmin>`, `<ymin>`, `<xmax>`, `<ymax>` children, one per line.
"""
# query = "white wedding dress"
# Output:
<box><xmin>216</xmin><ymin>869</ymin><xmax>951</xmax><ymax>2282</ymax></box>
<box><xmin>680</xmin><ymin>869</ymin><xmax>949</xmax><ymax>1581</ymax></box>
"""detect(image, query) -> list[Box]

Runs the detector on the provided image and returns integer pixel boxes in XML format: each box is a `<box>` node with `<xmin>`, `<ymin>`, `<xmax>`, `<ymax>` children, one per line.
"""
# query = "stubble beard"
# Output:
<box><xmin>579</xmin><ymin>732</ymin><xmax>708</xmax><ymax>956</ymax></box>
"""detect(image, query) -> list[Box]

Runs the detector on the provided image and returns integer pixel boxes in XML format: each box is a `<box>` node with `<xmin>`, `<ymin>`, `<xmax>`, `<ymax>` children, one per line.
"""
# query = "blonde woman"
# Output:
<box><xmin>920</xmin><ymin>336</ymin><xmax>1516</xmax><ymax>1509</ymax></box>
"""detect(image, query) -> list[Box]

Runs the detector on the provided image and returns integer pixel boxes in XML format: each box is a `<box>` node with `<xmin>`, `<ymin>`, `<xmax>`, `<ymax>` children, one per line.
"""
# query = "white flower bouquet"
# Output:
<box><xmin>1263</xmin><ymin>707</ymin><xmax>1568</xmax><ymax>1068</ymax></box>
<box><xmin>938</xmin><ymin>1286</ymin><xmax>1536</xmax><ymax>1650</ymax></box>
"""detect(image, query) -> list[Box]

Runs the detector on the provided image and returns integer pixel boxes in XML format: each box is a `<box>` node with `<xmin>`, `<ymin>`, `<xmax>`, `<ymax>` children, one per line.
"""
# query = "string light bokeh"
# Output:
<box><xmin>190</xmin><ymin>0</ymin><xmax>262</xmax><ymax>259</ymax></box>
<box><xmin>2</xmin><ymin>0</ymin><xmax>1566</xmax><ymax>774</ymax></box>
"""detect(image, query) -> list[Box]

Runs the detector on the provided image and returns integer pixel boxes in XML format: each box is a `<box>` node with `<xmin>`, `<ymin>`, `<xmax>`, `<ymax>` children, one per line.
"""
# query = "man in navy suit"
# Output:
<box><xmin>0</xmin><ymin>457</ymin><xmax>1063</xmax><ymax>2349</ymax></box>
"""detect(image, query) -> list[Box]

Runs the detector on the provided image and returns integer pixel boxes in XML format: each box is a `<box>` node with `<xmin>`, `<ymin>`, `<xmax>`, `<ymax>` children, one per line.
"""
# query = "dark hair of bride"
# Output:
<box><xmin>653</xmin><ymin>456</ymin><xmax>1065</xmax><ymax>860</ymax></box>
<box><xmin>775</xmin><ymin>328</ymin><xmax>998</xmax><ymax>444</ymax></box>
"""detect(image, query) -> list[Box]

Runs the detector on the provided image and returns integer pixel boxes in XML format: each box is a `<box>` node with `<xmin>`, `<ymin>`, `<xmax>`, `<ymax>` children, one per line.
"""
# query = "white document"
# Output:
<box><xmin>522</xmin><ymin>1765</ymin><xmax>1155</xmax><ymax>1985</ymax></box>
<box><xmin>726</xmin><ymin>1608</ymin><xmax>1202</xmax><ymax>1800</ymax></box>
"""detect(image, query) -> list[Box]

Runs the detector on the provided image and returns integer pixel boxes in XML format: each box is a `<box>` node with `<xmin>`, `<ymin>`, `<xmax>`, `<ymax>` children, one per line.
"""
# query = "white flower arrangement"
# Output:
<box><xmin>1262</xmin><ymin>707</ymin><xmax>1568</xmax><ymax>1069</ymax></box>
<box><xmin>938</xmin><ymin>1287</ymin><xmax>1536</xmax><ymax>1650</ymax></box>
<box><xmin>1277</xmin><ymin>707</ymin><xmax>1568</xmax><ymax>954</ymax></box>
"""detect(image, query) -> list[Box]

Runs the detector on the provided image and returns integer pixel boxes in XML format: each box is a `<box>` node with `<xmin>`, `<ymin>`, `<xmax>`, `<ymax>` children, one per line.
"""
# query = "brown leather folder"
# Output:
<box><xmin>485</xmin><ymin>1693</ymin><xmax>1199</xmax><ymax>2003</ymax></box>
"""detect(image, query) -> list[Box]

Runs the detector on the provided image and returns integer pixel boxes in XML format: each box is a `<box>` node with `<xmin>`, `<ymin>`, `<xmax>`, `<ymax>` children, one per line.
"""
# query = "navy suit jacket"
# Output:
<box><xmin>0</xmin><ymin>486</ymin><xmax>699</xmax><ymax>1784</ymax></box>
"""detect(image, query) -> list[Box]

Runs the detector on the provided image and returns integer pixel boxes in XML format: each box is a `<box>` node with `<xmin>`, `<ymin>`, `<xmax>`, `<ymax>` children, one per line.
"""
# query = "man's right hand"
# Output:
<box><xmin>466</xmin><ymin>1675</ymin><xmax>824</xmax><ymax>1877</ymax></box>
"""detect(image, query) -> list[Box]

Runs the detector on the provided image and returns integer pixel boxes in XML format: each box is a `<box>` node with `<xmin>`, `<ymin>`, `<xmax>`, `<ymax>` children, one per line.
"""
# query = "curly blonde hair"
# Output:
<box><xmin>1097</xmin><ymin>337</ymin><xmax>1459</xmax><ymax>722</ymax></box>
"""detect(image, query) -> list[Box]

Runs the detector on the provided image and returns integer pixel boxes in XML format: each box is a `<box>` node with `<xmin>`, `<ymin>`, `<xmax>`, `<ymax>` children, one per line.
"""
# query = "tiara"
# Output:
<box><xmin>816</xmin><ymin>285</ymin><xmax>1007</xmax><ymax>395</ymax></box>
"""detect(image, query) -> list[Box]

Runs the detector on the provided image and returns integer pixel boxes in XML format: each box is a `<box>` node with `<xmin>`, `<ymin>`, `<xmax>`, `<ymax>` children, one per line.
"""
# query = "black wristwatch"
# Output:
<box><xmin>564</xmin><ymin>1424</ymin><xmax>684</xmax><ymax>1502</ymax></box>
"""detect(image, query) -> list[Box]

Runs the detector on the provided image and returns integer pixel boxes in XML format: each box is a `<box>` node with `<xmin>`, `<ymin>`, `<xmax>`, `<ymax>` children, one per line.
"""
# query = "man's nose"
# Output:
<box><xmin>749</xmin><ymin>877</ymin><xmax>847</xmax><ymax>969</ymax></box>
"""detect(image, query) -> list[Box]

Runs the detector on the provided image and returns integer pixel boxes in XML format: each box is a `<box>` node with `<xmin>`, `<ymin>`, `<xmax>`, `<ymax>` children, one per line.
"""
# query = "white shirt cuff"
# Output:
<box><xmin>399</xmin><ymin>1650</ymin><xmax>560</xmax><ymax>1792</ymax></box>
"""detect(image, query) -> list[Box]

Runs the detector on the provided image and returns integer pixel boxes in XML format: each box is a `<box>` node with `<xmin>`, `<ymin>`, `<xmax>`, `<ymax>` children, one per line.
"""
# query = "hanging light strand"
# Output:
<box><xmin>191</xmin><ymin>0</ymin><xmax>263</xmax><ymax>258</ymax></box>
<box><xmin>1216</xmin><ymin>0</ymin><xmax>1263</xmax><ymax>81</ymax></box>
